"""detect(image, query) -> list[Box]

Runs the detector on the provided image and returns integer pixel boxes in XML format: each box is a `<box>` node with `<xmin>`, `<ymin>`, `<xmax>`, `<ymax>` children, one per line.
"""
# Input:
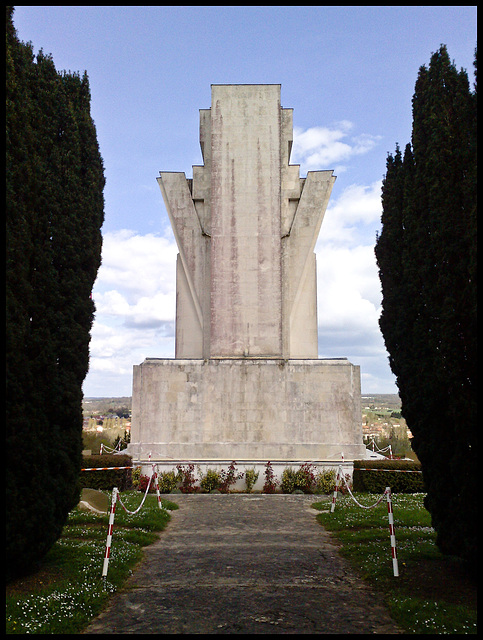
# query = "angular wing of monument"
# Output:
<box><xmin>128</xmin><ymin>85</ymin><xmax>365</xmax><ymax>476</ymax></box>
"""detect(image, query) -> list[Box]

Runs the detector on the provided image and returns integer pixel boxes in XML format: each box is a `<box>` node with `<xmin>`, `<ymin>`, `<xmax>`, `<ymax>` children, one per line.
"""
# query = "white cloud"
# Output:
<box><xmin>292</xmin><ymin>121</ymin><xmax>381</xmax><ymax>174</ymax></box>
<box><xmin>317</xmin><ymin>244</ymin><xmax>382</xmax><ymax>328</ymax></box>
<box><xmin>314</xmin><ymin>180</ymin><xmax>396</xmax><ymax>392</ymax></box>
<box><xmin>95</xmin><ymin>289</ymin><xmax>175</xmax><ymax>328</ymax></box>
<box><xmin>97</xmin><ymin>229</ymin><xmax>177</xmax><ymax>300</ymax></box>
<box><xmin>84</xmin><ymin>230</ymin><xmax>177</xmax><ymax>395</ymax></box>
<box><xmin>319</xmin><ymin>180</ymin><xmax>382</xmax><ymax>247</ymax></box>
<box><xmin>94</xmin><ymin>229</ymin><xmax>177</xmax><ymax>320</ymax></box>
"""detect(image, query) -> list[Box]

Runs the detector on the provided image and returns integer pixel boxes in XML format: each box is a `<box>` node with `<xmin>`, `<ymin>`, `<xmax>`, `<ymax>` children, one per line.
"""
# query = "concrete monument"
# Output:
<box><xmin>128</xmin><ymin>85</ymin><xmax>365</xmax><ymax>478</ymax></box>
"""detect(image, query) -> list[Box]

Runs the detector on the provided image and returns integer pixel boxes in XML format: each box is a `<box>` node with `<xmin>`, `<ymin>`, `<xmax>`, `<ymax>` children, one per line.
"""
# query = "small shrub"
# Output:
<box><xmin>281</xmin><ymin>467</ymin><xmax>297</xmax><ymax>493</ymax></box>
<box><xmin>263</xmin><ymin>461</ymin><xmax>278</xmax><ymax>493</ymax></box>
<box><xmin>281</xmin><ymin>463</ymin><xmax>317</xmax><ymax>493</ymax></box>
<box><xmin>314</xmin><ymin>468</ymin><xmax>336</xmax><ymax>494</ymax></box>
<box><xmin>219</xmin><ymin>461</ymin><xmax>243</xmax><ymax>493</ymax></box>
<box><xmin>131</xmin><ymin>466</ymin><xmax>141</xmax><ymax>489</ymax></box>
<box><xmin>294</xmin><ymin>462</ymin><xmax>317</xmax><ymax>493</ymax></box>
<box><xmin>176</xmin><ymin>463</ymin><xmax>198</xmax><ymax>493</ymax></box>
<box><xmin>199</xmin><ymin>469</ymin><xmax>221</xmax><ymax>493</ymax></box>
<box><xmin>245</xmin><ymin>468</ymin><xmax>259</xmax><ymax>493</ymax></box>
<box><xmin>158</xmin><ymin>470</ymin><xmax>181</xmax><ymax>493</ymax></box>
<box><xmin>137</xmin><ymin>474</ymin><xmax>157</xmax><ymax>493</ymax></box>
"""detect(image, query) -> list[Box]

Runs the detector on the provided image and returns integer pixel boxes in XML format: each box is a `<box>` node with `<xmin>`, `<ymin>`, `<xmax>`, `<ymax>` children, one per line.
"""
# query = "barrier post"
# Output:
<box><xmin>102</xmin><ymin>487</ymin><xmax>119</xmax><ymax>581</ymax></box>
<box><xmin>331</xmin><ymin>465</ymin><xmax>342</xmax><ymax>513</ymax></box>
<box><xmin>153</xmin><ymin>464</ymin><xmax>163</xmax><ymax>510</ymax></box>
<box><xmin>386</xmin><ymin>487</ymin><xmax>399</xmax><ymax>577</ymax></box>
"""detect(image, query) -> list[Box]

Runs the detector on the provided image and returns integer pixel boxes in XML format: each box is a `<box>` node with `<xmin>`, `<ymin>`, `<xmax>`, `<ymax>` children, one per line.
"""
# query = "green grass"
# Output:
<box><xmin>312</xmin><ymin>493</ymin><xmax>477</xmax><ymax>634</ymax></box>
<box><xmin>6</xmin><ymin>491</ymin><xmax>178</xmax><ymax>635</ymax></box>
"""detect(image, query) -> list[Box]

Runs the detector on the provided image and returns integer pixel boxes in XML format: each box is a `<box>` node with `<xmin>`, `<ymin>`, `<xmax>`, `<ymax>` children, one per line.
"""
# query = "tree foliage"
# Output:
<box><xmin>375</xmin><ymin>45</ymin><xmax>476</xmax><ymax>569</ymax></box>
<box><xmin>6</xmin><ymin>6</ymin><xmax>105</xmax><ymax>581</ymax></box>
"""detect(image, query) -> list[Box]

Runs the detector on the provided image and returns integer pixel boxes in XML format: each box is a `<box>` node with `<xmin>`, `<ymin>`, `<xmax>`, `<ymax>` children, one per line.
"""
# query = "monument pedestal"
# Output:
<box><xmin>128</xmin><ymin>357</ymin><xmax>365</xmax><ymax>475</ymax></box>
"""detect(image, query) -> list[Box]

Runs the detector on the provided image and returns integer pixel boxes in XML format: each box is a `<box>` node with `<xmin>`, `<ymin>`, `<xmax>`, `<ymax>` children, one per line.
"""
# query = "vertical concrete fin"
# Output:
<box><xmin>283</xmin><ymin>170</ymin><xmax>335</xmax><ymax>356</ymax></box>
<box><xmin>157</xmin><ymin>172</ymin><xmax>204</xmax><ymax>331</ymax></box>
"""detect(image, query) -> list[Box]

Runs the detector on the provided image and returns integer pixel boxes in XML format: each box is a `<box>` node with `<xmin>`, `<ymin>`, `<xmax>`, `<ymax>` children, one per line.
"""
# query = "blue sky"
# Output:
<box><xmin>12</xmin><ymin>6</ymin><xmax>477</xmax><ymax>397</ymax></box>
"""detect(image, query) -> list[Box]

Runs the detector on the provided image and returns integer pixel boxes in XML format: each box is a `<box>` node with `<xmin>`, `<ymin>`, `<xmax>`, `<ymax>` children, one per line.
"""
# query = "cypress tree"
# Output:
<box><xmin>6</xmin><ymin>7</ymin><xmax>105</xmax><ymax>581</ymax></box>
<box><xmin>375</xmin><ymin>45</ymin><xmax>476</xmax><ymax>569</ymax></box>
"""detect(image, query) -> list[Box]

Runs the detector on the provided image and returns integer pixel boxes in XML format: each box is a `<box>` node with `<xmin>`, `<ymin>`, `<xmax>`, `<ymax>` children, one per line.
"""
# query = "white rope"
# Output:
<box><xmin>366</xmin><ymin>438</ymin><xmax>393</xmax><ymax>456</ymax></box>
<box><xmin>332</xmin><ymin>465</ymin><xmax>387</xmax><ymax>510</ymax></box>
<box><xmin>100</xmin><ymin>441</ymin><xmax>127</xmax><ymax>454</ymax></box>
<box><xmin>117</xmin><ymin>468</ymin><xmax>156</xmax><ymax>515</ymax></box>
<box><xmin>338</xmin><ymin>468</ymin><xmax>389</xmax><ymax>509</ymax></box>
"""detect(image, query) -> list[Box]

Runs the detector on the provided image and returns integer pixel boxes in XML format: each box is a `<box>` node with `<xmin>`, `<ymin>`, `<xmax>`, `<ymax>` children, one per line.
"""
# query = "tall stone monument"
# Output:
<box><xmin>129</xmin><ymin>85</ymin><xmax>365</xmax><ymax>476</ymax></box>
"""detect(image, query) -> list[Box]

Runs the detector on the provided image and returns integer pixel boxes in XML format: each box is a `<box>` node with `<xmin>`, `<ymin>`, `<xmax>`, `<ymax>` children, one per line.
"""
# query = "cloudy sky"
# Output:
<box><xmin>13</xmin><ymin>6</ymin><xmax>476</xmax><ymax>397</ymax></box>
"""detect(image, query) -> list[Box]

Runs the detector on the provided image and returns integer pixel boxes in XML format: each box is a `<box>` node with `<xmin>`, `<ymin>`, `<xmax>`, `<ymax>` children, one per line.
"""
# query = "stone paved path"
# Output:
<box><xmin>83</xmin><ymin>494</ymin><xmax>402</xmax><ymax>634</ymax></box>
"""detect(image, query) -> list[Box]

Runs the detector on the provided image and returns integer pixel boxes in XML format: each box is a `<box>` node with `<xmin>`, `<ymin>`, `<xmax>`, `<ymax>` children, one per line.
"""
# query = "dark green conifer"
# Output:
<box><xmin>6</xmin><ymin>6</ymin><xmax>105</xmax><ymax>581</ymax></box>
<box><xmin>375</xmin><ymin>45</ymin><xmax>476</xmax><ymax>569</ymax></box>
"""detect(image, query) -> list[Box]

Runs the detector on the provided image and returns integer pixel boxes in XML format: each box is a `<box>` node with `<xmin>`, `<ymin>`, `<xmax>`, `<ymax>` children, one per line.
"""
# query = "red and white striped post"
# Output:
<box><xmin>152</xmin><ymin>464</ymin><xmax>163</xmax><ymax>510</ymax></box>
<box><xmin>385</xmin><ymin>487</ymin><xmax>399</xmax><ymax>577</ymax></box>
<box><xmin>102</xmin><ymin>487</ymin><xmax>119</xmax><ymax>580</ymax></box>
<box><xmin>331</xmin><ymin>454</ymin><xmax>345</xmax><ymax>513</ymax></box>
<box><xmin>331</xmin><ymin>465</ymin><xmax>342</xmax><ymax>513</ymax></box>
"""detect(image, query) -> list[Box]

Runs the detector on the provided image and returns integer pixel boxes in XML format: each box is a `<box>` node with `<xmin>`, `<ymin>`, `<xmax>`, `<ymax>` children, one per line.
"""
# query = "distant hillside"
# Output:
<box><xmin>82</xmin><ymin>397</ymin><xmax>132</xmax><ymax>415</ymax></box>
<box><xmin>361</xmin><ymin>394</ymin><xmax>401</xmax><ymax>410</ymax></box>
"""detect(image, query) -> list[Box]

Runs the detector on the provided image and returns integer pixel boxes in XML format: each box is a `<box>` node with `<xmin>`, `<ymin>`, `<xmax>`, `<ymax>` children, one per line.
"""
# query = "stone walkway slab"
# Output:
<box><xmin>83</xmin><ymin>494</ymin><xmax>402</xmax><ymax>634</ymax></box>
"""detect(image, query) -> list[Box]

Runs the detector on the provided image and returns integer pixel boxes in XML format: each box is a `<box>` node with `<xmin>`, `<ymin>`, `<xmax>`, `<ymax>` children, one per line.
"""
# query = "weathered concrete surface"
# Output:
<box><xmin>83</xmin><ymin>494</ymin><xmax>402</xmax><ymax>634</ymax></box>
<box><xmin>130</xmin><ymin>358</ymin><xmax>365</xmax><ymax>464</ymax></box>
<box><xmin>157</xmin><ymin>84</ymin><xmax>335</xmax><ymax>360</ymax></box>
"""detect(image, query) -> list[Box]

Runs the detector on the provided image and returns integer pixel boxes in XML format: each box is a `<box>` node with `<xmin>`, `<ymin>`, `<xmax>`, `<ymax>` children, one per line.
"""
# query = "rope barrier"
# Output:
<box><xmin>116</xmin><ymin>468</ymin><xmax>156</xmax><ymax>516</ymax></box>
<box><xmin>355</xmin><ymin>467</ymin><xmax>422</xmax><ymax>473</ymax></box>
<box><xmin>81</xmin><ymin>466</ymin><xmax>133</xmax><ymax>471</ymax></box>
<box><xmin>100</xmin><ymin>455</ymin><xmax>164</xmax><ymax>581</ymax></box>
<box><xmin>330</xmin><ymin>464</ymin><xmax>399</xmax><ymax>577</ymax></box>
<box><xmin>100</xmin><ymin>442</ymin><xmax>123</xmax><ymax>455</ymax></box>
<box><xmin>366</xmin><ymin>438</ymin><xmax>392</xmax><ymax>455</ymax></box>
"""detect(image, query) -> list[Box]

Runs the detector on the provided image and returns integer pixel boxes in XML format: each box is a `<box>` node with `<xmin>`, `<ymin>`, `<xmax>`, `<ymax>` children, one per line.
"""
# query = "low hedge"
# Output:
<box><xmin>79</xmin><ymin>454</ymin><xmax>133</xmax><ymax>491</ymax></box>
<box><xmin>352</xmin><ymin>459</ymin><xmax>426</xmax><ymax>493</ymax></box>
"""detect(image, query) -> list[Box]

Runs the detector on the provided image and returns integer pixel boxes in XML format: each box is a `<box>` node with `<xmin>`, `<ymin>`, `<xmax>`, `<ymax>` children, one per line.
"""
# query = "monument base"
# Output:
<box><xmin>127</xmin><ymin>358</ymin><xmax>365</xmax><ymax>477</ymax></box>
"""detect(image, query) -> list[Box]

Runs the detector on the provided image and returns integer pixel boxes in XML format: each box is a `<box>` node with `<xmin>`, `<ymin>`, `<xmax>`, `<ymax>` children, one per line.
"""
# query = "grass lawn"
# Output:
<box><xmin>6</xmin><ymin>492</ymin><xmax>178</xmax><ymax>634</ymax></box>
<box><xmin>312</xmin><ymin>493</ymin><xmax>477</xmax><ymax>634</ymax></box>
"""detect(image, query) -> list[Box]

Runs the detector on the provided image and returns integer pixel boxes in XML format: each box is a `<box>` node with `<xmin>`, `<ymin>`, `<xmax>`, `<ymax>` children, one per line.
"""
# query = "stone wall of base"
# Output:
<box><xmin>127</xmin><ymin>357</ymin><xmax>365</xmax><ymax>467</ymax></box>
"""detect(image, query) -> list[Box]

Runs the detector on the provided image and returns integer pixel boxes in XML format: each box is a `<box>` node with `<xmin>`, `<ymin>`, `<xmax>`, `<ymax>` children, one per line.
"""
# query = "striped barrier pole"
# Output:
<box><xmin>152</xmin><ymin>464</ymin><xmax>163</xmax><ymax>510</ymax></box>
<box><xmin>355</xmin><ymin>467</ymin><xmax>422</xmax><ymax>473</ymax></box>
<box><xmin>330</xmin><ymin>454</ymin><xmax>344</xmax><ymax>513</ymax></box>
<box><xmin>330</xmin><ymin>465</ymin><xmax>342</xmax><ymax>513</ymax></box>
<box><xmin>102</xmin><ymin>487</ymin><xmax>119</xmax><ymax>581</ymax></box>
<box><xmin>147</xmin><ymin>452</ymin><xmax>164</xmax><ymax>511</ymax></box>
<box><xmin>385</xmin><ymin>487</ymin><xmax>399</xmax><ymax>577</ymax></box>
<box><xmin>81</xmin><ymin>466</ymin><xmax>133</xmax><ymax>471</ymax></box>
